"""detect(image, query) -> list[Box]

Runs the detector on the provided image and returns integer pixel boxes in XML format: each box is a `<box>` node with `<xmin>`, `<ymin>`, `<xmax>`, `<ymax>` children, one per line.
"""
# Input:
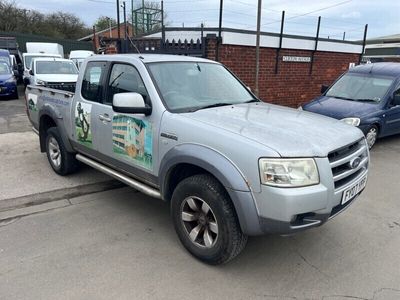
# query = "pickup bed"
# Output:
<box><xmin>26</xmin><ymin>54</ymin><xmax>370</xmax><ymax>265</ymax></box>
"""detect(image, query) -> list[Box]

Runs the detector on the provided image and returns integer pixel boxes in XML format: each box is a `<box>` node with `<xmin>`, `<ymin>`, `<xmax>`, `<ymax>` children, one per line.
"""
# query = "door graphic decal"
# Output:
<box><xmin>112</xmin><ymin>115</ymin><xmax>153</xmax><ymax>170</ymax></box>
<box><xmin>75</xmin><ymin>102</ymin><xmax>92</xmax><ymax>147</ymax></box>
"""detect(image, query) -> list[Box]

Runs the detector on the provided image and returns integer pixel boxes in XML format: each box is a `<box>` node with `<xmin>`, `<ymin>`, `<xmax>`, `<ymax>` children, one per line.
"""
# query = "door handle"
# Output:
<box><xmin>98</xmin><ymin>114</ymin><xmax>111</xmax><ymax>122</ymax></box>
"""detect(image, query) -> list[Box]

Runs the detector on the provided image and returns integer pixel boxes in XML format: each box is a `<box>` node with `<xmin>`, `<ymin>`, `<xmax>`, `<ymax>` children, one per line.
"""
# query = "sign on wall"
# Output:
<box><xmin>282</xmin><ymin>56</ymin><xmax>311</xmax><ymax>63</ymax></box>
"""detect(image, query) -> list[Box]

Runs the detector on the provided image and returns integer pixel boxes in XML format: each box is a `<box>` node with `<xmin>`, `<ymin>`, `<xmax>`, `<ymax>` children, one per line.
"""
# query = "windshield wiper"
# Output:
<box><xmin>244</xmin><ymin>99</ymin><xmax>259</xmax><ymax>103</ymax></box>
<box><xmin>354</xmin><ymin>98</ymin><xmax>380</xmax><ymax>103</ymax></box>
<box><xmin>330</xmin><ymin>96</ymin><xmax>353</xmax><ymax>100</ymax></box>
<box><xmin>196</xmin><ymin>102</ymin><xmax>233</xmax><ymax>111</ymax></box>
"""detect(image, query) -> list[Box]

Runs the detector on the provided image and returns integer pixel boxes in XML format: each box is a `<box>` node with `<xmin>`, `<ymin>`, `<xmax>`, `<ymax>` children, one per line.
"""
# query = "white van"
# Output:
<box><xmin>69</xmin><ymin>50</ymin><xmax>94</xmax><ymax>69</ymax></box>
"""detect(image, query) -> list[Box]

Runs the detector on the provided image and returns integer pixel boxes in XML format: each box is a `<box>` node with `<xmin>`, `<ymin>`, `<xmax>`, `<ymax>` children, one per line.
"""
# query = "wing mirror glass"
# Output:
<box><xmin>29</xmin><ymin>69</ymin><xmax>34</xmax><ymax>76</ymax></box>
<box><xmin>112</xmin><ymin>92</ymin><xmax>152</xmax><ymax>115</ymax></box>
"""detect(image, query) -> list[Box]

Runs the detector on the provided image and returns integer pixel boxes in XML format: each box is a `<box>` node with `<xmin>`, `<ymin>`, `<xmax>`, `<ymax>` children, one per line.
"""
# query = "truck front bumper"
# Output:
<box><xmin>241</xmin><ymin>157</ymin><xmax>368</xmax><ymax>235</ymax></box>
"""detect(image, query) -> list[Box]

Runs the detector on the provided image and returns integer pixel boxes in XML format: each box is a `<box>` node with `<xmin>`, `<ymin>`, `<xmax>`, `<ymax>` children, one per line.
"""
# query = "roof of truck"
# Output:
<box><xmin>91</xmin><ymin>54</ymin><xmax>218</xmax><ymax>64</ymax></box>
<box><xmin>349</xmin><ymin>62</ymin><xmax>400</xmax><ymax>77</ymax></box>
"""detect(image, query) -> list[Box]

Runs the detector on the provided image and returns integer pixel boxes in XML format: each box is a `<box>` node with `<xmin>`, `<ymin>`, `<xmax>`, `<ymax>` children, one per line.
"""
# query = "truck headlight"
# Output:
<box><xmin>259</xmin><ymin>158</ymin><xmax>319</xmax><ymax>187</ymax></box>
<box><xmin>36</xmin><ymin>79</ymin><xmax>46</xmax><ymax>85</ymax></box>
<box><xmin>341</xmin><ymin>117</ymin><xmax>360</xmax><ymax>126</ymax></box>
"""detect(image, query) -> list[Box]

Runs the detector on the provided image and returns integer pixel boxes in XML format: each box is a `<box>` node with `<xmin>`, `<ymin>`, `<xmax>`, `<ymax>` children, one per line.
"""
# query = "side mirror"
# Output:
<box><xmin>29</xmin><ymin>69</ymin><xmax>34</xmax><ymax>76</ymax></box>
<box><xmin>112</xmin><ymin>92</ymin><xmax>152</xmax><ymax>115</ymax></box>
<box><xmin>13</xmin><ymin>70</ymin><xmax>18</xmax><ymax>76</ymax></box>
<box><xmin>321</xmin><ymin>84</ymin><xmax>329</xmax><ymax>94</ymax></box>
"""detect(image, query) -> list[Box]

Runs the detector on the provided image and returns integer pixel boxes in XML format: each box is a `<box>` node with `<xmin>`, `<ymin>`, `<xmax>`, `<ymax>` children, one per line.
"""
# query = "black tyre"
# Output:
<box><xmin>365</xmin><ymin>125</ymin><xmax>378</xmax><ymax>149</ymax></box>
<box><xmin>45</xmin><ymin>127</ymin><xmax>79</xmax><ymax>175</ymax></box>
<box><xmin>171</xmin><ymin>174</ymin><xmax>248</xmax><ymax>265</ymax></box>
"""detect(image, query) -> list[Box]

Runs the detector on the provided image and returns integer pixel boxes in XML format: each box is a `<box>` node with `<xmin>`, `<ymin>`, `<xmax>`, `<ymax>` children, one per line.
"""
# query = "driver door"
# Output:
<box><xmin>384</xmin><ymin>87</ymin><xmax>400</xmax><ymax>135</ymax></box>
<box><xmin>95</xmin><ymin>62</ymin><xmax>158</xmax><ymax>179</ymax></box>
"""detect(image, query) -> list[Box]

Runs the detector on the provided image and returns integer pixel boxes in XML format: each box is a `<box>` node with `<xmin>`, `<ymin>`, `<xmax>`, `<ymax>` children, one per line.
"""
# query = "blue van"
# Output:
<box><xmin>302</xmin><ymin>63</ymin><xmax>400</xmax><ymax>148</ymax></box>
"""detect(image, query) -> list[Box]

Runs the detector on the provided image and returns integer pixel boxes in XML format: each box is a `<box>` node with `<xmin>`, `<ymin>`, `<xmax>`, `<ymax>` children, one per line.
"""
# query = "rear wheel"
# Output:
<box><xmin>45</xmin><ymin>127</ymin><xmax>79</xmax><ymax>175</ymax></box>
<box><xmin>171</xmin><ymin>174</ymin><xmax>247</xmax><ymax>265</ymax></box>
<box><xmin>365</xmin><ymin>125</ymin><xmax>378</xmax><ymax>149</ymax></box>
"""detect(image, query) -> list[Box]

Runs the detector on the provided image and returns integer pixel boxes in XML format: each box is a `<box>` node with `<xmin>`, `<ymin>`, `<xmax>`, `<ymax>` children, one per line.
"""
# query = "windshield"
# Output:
<box><xmin>147</xmin><ymin>62</ymin><xmax>256</xmax><ymax>112</ymax></box>
<box><xmin>0</xmin><ymin>56</ymin><xmax>10</xmax><ymax>66</ymax></box>
<box><xmin>36</xmin><ymin>61</ymin><xmax>78</xmax><ymax>75</ymax></box>
<box><xmin>24</xmin><ymin>55</ymin><xmax>59</xmax><ymax>69</ymax></box>
<box><xmin>0</xmin><ymin>62</ymin><xmax>11</xmax><ymax>75</ymax></box>
<box><xmin>326</xmin><ymin>73</ymin><xmax>395</xmax><ymax>103</ymax></box>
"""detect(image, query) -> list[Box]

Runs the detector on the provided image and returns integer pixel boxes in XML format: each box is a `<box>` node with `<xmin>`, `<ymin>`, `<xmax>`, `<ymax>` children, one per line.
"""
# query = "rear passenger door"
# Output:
<box><xmin>73</xmin><ymin>61</ymin><xmax>107</xmax><ymax>154</ymax></box>
<box><xmin>95</xmin><ymin>62</ymin><xmax>157</xmax><ymax>180</ymax></box>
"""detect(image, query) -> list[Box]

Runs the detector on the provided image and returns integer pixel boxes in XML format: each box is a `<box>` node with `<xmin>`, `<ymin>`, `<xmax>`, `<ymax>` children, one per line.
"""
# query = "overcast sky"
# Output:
<box><xmin>16</xmin><ymin>0</ymin><xmax>400</xmax><ymax>40</ymax></box>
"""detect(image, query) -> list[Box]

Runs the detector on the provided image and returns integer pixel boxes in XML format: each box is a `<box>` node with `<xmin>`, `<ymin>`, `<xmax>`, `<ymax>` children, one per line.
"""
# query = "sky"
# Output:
<box><xmin>15</xmin><ymin>0</ymin><xmax>400</xmax><ymax>40</ymax></box>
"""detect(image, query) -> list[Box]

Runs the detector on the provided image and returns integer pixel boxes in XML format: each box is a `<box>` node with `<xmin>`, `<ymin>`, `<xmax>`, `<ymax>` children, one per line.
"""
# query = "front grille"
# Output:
<box><xmin>45</xmin><ymin>82</ymin><xmax>76</xmax><ymax>92</ymax></box>
<box><xmin>328</xmin><ymin>139</ymin><xmax>369</xmax><ymax>190</ymax></box>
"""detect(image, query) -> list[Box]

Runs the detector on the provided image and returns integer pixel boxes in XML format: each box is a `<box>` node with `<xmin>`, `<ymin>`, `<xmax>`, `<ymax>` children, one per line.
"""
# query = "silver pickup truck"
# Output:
<box><xmin>26</xmin><ymin>54</ymin><xmax>369</xmax><ymax>265</ymax></box>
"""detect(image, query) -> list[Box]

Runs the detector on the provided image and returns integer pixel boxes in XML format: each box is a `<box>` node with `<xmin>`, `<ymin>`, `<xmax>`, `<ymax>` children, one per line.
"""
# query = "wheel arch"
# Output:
<box><xmin>39</xmin><ymin>108</ymin><xmax>74</xmax><ymax>153</ymax></box>
<box><xmin>159</xmin><ymin>144</ymin><xmax>262</xmax><ymax>235</ymax></box>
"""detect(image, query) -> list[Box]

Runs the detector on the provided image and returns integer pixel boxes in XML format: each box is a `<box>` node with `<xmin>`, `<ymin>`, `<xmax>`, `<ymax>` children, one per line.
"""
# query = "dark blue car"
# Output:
<box><xmin>302</xmin><ymin>63</ymin><xmax>400</xmax><ymax>148</ymax></box>
<box><xmin>0</xmin><ymin>61</ymin><xmax>18</xmax><ymax>99</ymax></box>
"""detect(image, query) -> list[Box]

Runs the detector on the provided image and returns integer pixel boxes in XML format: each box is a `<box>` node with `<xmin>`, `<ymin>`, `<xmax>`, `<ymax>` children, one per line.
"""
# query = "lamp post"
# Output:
<box><xmin>116</xmin><ymin>0</ymin><xmax>121</xmax><ymax>39</ymax></box>
<box><xmin>255</xmin><ymin>0</ymin><xmax>262</xmax><ymax>96</ymax></box>
<box><xmin>106</xmin><ymin>17</ymin><xmax>112</xmax><ymax>38</ymax></box>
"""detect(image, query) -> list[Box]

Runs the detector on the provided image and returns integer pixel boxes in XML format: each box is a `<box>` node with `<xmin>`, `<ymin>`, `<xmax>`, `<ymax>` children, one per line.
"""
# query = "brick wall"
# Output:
<box><xmin>207</xmin><ymin>38</ymin><xmax>360</xmax><ymax>107</ymax></box>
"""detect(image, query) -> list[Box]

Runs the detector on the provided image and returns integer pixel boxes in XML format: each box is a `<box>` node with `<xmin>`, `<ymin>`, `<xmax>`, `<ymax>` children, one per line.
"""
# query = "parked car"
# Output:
<box><xmin>25</xmin><ymin>54</ymin><xmax>369</xmax><ymax>265</ymax></box>
<box><xmin>22</xmin><ymin>53</ymin><xmax>62</xmax><ymax>87</ymax></box>
<box><xmin>301</xmin><ymin>63</ymin><xmax>400</xmax><ymax>148</ymax></box>
<box><xmin>27</xmin><ymin>58</ymin><xmax>78</xmax><ymax>92</ymax></box>
<box><xmin>0</xmin><ymin>62</ymin><xmax>18</xmax><ymax>99</ymax></box>
<box><xmin>69</xmin><ymin>50</ymin><xmax>94</xmax><ymax>69</ymax></box>
<box><xmin>0</xmin><ymin>37</ymin><xmax>23</xmax><ymax>84</ymax></box>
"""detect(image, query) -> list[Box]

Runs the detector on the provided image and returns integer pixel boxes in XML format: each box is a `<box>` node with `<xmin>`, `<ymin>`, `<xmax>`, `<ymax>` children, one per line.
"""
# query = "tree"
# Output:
<box><xmin>94</xmin><ymin>16</ymin><xmax>117</xmax><ymax>32</ymax></box>
<box><xmin>0</xmin><ymin>0</ymin><xmax>90</xmax><ymax>39</ymax></box>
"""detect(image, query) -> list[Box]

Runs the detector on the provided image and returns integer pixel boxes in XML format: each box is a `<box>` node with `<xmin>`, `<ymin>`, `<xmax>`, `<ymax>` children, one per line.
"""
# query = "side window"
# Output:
<box><xmin>81</xmin><ymin>61</ymin><xmax>106</xmax><ymax>102</ymax></box>
<box><xmin>106</xmin><ymin>63</ymin><xmax>149</xmax><ymax>105</ymax></box>
<box><xmin>393</xmin><ymin>87</ymin><xmax>400</xmax><ymax>106</ymax></box>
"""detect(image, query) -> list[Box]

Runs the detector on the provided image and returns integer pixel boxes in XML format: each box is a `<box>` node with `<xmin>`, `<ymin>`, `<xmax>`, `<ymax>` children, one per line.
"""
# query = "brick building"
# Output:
<box><xmin>78</xmin><ymin>23</ymin><xmax>134</xmax><ymax>52</ymax></box>
<box><xmin>144</xmin><ymin>27</ymin><xmax>362</xmax><ymax>107</ymax></box>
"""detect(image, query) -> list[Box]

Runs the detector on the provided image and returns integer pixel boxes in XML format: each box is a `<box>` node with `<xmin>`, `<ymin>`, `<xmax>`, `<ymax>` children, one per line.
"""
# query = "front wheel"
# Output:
<box><xmin>171</xmin><ymin>174</ymin><xmax>248</xmax><ymax>265</ymax></box>
<box><xmin>365</xmin><ymin>125</ymin><xmax>378</xmax><ymax>149</ymax></box>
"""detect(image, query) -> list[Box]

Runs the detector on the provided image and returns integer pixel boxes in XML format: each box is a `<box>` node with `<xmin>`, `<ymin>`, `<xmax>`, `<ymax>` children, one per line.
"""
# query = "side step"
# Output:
<box><xmin>76</xmin><ymin>154</ymin><xmax>161</xmax><ymax>199</ymax></box>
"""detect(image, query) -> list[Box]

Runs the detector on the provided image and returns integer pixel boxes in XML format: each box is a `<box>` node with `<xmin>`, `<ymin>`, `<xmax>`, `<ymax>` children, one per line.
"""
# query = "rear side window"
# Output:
<box><xmin>81</xmin><ymin>61</ymin><xmax>107</xmax><ymax>102</ymax></box>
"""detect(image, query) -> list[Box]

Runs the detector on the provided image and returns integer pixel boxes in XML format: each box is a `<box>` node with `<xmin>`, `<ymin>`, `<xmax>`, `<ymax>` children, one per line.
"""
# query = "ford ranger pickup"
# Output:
<box><xmin>26</xmin><ymin>54</ymin><xmax>370</xmax><ymax>265</ymax></box>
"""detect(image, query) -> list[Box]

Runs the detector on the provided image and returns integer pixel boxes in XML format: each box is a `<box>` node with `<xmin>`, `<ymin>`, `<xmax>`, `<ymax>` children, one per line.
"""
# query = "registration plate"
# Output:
<box><xmin>341</xmin><ymin>175</ymin><xmax>367</xmax><ymax>205</ymax></box>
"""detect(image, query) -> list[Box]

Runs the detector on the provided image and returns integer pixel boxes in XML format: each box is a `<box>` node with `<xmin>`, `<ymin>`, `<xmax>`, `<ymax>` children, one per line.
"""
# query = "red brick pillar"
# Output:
<box><xmin>205</xmin><ymin>34</ymin><xmax>218</xmax><ymax>61</ymax></box>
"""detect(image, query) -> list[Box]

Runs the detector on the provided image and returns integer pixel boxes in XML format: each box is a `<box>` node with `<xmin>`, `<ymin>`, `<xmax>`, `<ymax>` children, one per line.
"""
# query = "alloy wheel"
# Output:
<box><xmin>366</xmin><ymin>127</ymin><xmax>377</xmax><ymax>149</ymax></box>
<box><xmin>180</xmin><ymin>196</ymin><xmax>219</xmax><ymax>248</ymax></box>
<box><xmin>48</xmin><ymin>136</ymin><xmax>62</xmax><ymax>168</ymax></box>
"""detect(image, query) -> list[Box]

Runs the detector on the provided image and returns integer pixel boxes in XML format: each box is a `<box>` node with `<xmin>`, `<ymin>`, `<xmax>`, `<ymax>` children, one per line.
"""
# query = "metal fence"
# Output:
<box><xmin>101</xmin><ymin>36</ymin><xmax>206</xmax><ymax>57</ymax></box>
